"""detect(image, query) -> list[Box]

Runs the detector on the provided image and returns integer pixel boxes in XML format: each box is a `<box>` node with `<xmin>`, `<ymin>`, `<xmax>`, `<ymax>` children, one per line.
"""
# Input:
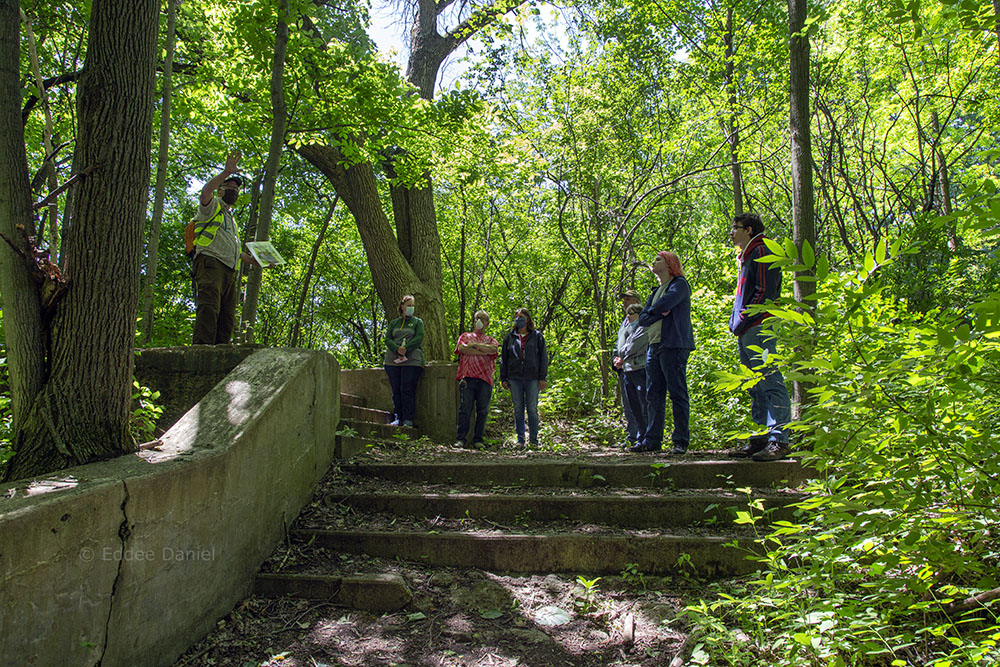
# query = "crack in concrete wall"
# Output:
<box><xmin>96</xmin><ymin>481</ymin><xmax>131</xmax><ymax>667</ymax></box>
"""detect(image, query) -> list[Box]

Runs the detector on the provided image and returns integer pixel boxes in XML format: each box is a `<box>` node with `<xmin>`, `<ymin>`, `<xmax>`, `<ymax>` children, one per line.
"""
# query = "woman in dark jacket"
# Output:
<box><xmin>383</xmin><ymin>294</ymin><xmax>425</xmax><ymax>427</ymax></box>
<box><xmin>633</xmin><ymin>251</ymin><xmax>695</xmax><ymax>454</ymax></box>
<box><xmin>500</xmin><ymin>308</ymin><xmax>548</xmax><ymax>446</ymax></box>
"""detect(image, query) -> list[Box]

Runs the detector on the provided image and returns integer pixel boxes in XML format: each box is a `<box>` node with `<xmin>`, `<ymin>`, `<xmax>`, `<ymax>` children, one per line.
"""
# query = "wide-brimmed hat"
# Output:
<box><xmin>620</xmin><ymin>289</ymin><xmax>641</xmax><ymax>300</ymax></box>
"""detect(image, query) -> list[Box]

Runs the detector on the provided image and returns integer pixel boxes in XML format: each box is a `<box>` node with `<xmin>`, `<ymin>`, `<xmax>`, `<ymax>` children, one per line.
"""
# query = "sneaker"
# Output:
<box><xmin>728</xmin><ymin>438</ymin><xmax>767</xmax><ymax>459</ymax></box>
<box><xmin>388</xmin><ymin>419</ymin><xmax>401</xmax><ymax>426</ymax></box>
<box><xmin>453</xmin><ymin>439</ymin><xmax>466</xmax><ymax>448</ymax></box>
<box><xmin>402</xmin><ymin>419</ymin><xmax>414</xmax><ymax>428</ymax></box>
<box><xmin>630</xmin><ymin>442</ymin><xmax>661</xmax><ymax>453</ymax></box>
<box><xmin>752</xmin><ymin>441</ymin><xmax>791</xmax><ymax>462</ymax></box>
<box><xmin>668</xmin><ymin>445</ymin><xmax>688</xmax><ymax>455</ymax></box>
<box><xmin>472</xmin><ymin>440</ymin><xmax>485</xmax><ymax>449</ymax></box>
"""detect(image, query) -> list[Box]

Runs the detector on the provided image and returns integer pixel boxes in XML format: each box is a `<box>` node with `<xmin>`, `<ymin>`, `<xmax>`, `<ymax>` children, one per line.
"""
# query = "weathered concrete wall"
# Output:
<box><xmin>339</xmin><ymin>363</ymin><xmax>458</xmax><ymax>443</ymax></box>
<box><xmin>135</xmin><ymin>345</ymin><xmax>261</xmax><ymax>433</ymax></box>
<box><xmin>0</xmin><ymin>348</ymin><xmax>340</xmax><ymax>667</ymax></box>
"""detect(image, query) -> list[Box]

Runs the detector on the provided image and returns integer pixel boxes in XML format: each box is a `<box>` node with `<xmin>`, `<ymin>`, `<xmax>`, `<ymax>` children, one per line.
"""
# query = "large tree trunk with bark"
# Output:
<box><xmin>296</xmin><ymin>142</ymin><xmax>449</xmax><ymax>359</ymax></box>
<box><xmin>788</xmin><ymin>0</ymin><xmax>816</xmax><ymax>419</ymax></box>
<box><xmin>296</xmin><ymin>0</ymin><xmax>521</xmax><ymax>360</ymax></box>
<box><xmin>3</xmin><ymin>0</ymin><xmax>158</xmax><ymax>481</ymax></box>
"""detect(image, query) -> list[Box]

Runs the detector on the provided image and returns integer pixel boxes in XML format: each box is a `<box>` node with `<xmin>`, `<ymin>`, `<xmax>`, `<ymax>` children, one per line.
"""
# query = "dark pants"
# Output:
<box><xmin>622</xmin><ymin>368</ymin><xmax>647</xmax><ymax>446</ymax></box>
<box><xmin>193</xmin><ymin>254</ymin><xmax>237</xmax><ymax>345</ymax></box>
<box><xmin>457</xmin><ymin>377</ymin><xmax>493</xmax><ymax>443</ymax></box>
<box><xmin>738</xmin><ymin>324</ymin><xmax>791</xmax><ymax>443</ymax></box>
<box><xmin>643</xmin><ymin>344</ymin><xmax>690</xmax><ymax>450</ymax></box>
<box><xmin>384</xmin><ymin>365</ymin><xmax>423</xmax><ymax>423</ymax></box>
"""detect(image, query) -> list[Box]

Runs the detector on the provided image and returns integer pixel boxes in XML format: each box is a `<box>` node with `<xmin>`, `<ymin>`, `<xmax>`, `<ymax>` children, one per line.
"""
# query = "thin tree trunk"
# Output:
<box><xmin>21</xmin><ymin>8</ymin><xmax>60</xmax><ymax>259</ymax></box>
<box><xmin>0</xmin><ymin>0</ymin><xmax>46</xmax><ymax>437</ymax></box>
<box><xmin>789</xmin><ymin>0</ymin><xmax>816</xmax><ymax>419</ymax></box>
<box><xmin>931</xmin><ymin>110</ymin><xmax>958</xmax><ymax>250</ymax></box>
<box><xmin>290</xmin><ymin>195</ymin><xmax>336</xmax><ymax>348</ymax></box>
<box><xmin>141</xmin><ymin>0</ymin><xmax>179</xmax><ymax>344</ymax></box>
<box><xmin>724</xmin><ymin>6</ymin><xmax>745</xmax><ymax>215</ymax></box>
<box><xmin>242</xmin><ymin>0</ymin><xmax>289</xmax><ymax>343</ymax></box>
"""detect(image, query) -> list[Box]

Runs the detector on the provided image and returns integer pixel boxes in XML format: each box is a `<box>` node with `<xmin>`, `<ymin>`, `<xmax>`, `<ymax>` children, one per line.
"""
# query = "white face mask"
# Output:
<box><xmin>404</xmin><ymin>305</ymin><xmax>415</xmax><ymax>317</ymax></box>
<box><xmin>475</xmin><ymin>319</ymin><xmax>485</xmax><ymax>330</ymax></box>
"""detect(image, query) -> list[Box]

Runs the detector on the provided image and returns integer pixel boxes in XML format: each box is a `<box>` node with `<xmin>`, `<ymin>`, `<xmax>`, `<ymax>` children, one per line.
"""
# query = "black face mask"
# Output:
<box><xmin>221</xmin><ymin>190</ymin><xmax>239</xmax><ymax>205</ymax></box>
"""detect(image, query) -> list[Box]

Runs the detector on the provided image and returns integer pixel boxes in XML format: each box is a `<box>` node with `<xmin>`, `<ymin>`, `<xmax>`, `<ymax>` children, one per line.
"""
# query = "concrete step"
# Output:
<box><xmin>341</xmin><ymin>403</ymin><xmax>391</xmax><ymax>423</ymax></box>
<box><xmin>254</xmin><ymin>572</ymin><xmax>411</xmax><ymax>612</ymax></box>
<box><xmin>317</xmin><ymin>490</ymin><xmax>802</xmax><ymax>528</ymax></box>
<box><xmin>294</xmin><ymin>528</ymin><xmax>758</xmax><ymax>576</ymax></box>
<box><xmin>339</xmin><ymin>392</ymin><xmax>367</xmax><ymax>408</ymax></box>
<box><xmin>339</xmin><ymin>419</ymin><xmax>417</xmax><ymax>441</ymax></box>
<box><xmin>340</xmin><ymin>459</ymin><xmax>810</xmax><ymax>490</ymax></box>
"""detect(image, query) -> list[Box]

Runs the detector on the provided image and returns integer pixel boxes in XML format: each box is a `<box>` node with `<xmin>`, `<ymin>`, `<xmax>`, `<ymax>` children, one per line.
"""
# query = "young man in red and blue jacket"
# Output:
<box><xmin>728</xmin><ymin>213</ymin><xmax>792</xmax><ymax>462</ymax></box>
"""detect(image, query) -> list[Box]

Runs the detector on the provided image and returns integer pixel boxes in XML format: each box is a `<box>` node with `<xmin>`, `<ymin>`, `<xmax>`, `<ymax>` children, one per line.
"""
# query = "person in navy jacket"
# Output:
<box><xmin>728</xmin><ymin>213</ymin><xmax>792</xmax><ymax>461</ymax></box>
<box><xmin>632</xmin><ymin>251</ymin><xmax>696</xmax><ymax>454</ymax></box>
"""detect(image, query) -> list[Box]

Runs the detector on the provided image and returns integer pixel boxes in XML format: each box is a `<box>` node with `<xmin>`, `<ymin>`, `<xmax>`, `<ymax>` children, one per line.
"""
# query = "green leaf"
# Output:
<box><xmin>801</xmin><ymin>239</ymin><xmax>815</xmax><ymax>268</ymax></box>
<box><xmin>764</xmin><ymin>237</ymin><xmax>785</xmax><ymax>256</ymax></box>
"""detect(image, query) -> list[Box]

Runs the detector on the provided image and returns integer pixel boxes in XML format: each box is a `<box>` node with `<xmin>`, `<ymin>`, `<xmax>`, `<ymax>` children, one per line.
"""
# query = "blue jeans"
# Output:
<box><xmin>457</xmin><ymin>377</ymin><xmax>493</xmax><ymax>442</ymax></box>
<box><xmin>643</xmin><ymin>344</ymin><xmax>690</xmax><ymax>450</ymax></box>
<box><xmin>384</xmin><ymin>365</ymin><xmax>423</xmax><ymax>423</ymax></box>
<box><xmin>507</xmin><ymin>378</ymin><xmax>539</xmax><ymax>444</ymax></box>
<box><xmin>622</xmin><ymin>369</ymin><xmax>647</xmax><ymax>446</ymax></box>
<box><xmin>738</xmin><ymin>324</ymin><xmax>791</xmax><ymax>443</ymax></box>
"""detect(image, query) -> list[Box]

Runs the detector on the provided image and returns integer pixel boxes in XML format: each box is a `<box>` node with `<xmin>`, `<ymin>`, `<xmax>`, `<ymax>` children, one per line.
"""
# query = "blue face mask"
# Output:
<box><xmin>404</xmin><ymin>306</ymin><xmax>415</xmax><ymax>317</ymax></box>
<box><xmin>514</xmin><ymin>317</ymin><xmax>527</xmax><ymax>329</ymax></box>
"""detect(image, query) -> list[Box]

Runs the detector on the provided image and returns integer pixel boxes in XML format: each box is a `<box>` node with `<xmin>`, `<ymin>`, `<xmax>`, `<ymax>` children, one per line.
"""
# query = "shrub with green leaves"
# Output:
<box><xmin>686</xmin><ymin>200</ymin><xmax>1000</xmax><ymax>666</ymax></box>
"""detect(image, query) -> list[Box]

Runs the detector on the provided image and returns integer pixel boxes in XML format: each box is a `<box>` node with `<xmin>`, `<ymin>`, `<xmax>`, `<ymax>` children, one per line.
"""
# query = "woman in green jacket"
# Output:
<box><xmin>383</xmin><ymin>294</ymin><xmax>425</xmax><ymax>427</ymax></box>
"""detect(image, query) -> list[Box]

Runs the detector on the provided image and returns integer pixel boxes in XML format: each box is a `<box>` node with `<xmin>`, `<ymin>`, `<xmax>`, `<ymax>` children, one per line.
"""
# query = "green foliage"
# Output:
<box><xmin>0</xmin><ymin>354</ymin><xmax>11</xmax><ymax>476</ymax></box>
<box><xmin>684</xmin><ymin>210</ymin><xmax>1000</xmax><ymax>665</ymax></box>
<box><xmin>130</xmin><ymin>380</ymin><xmax>163</xmax><ymax>444</ymax></box>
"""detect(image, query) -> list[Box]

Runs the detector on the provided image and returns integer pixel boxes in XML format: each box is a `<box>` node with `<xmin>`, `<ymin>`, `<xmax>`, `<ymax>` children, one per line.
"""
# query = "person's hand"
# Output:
<box><xmin>539</xmin><ymin>380</ymin><xmax>547</xmax><ymax>391</ymax></box>
<box><xmin>225</xmin><ymin>150</ymin><xmax>241</xmax><ymax>173</ymax></box>
<box><xmin>397</xmin><ymin>345</ymin><xmax>406</xmax><ymax>355</ymax></box>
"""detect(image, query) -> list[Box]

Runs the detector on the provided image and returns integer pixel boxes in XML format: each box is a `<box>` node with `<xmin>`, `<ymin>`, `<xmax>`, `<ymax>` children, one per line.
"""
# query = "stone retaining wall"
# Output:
<box><xmin>0</xmin><ymin>348</ymin><xmax>340</xmax><ymax>666</ymax></box>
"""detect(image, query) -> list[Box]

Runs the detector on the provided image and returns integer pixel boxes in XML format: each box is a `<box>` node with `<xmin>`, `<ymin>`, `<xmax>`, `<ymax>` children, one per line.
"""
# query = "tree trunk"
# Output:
<box><xmin>242</xmin><ymin>0</ymin><xmax>289</xmax><ymax>343</ymax></box>
<box><xmin>788</xmin><ymin>0</ymin><xmax>816</xmax><ymax>419</ymax></box>
<box><xmin>141</xmin><ymin>0</ymin><xmax>179</xmax><ymax>344</ymax></box>
<box><xmin>0</xmin><ymin>0</ymin><xmax>46</xmax><ymax>437</ymax></box>
<box><xmin>930</xmin><ymin>110</ymin><xmax>958</xmax><ymax>250</ymax></box>
<box><xmin>4</xmin><ymin>0</ymin><xmax>158</xmax><ymax>481</ymax></box>
<box><xmin>290</xmin><ymin>195</ymin><xmax>336</xmax><ymax>348</ymax></box>
<box><xmin>21</xmin><ymin>8</ymin><xmax>61</xmax><ymax>259</ymax></box>
<box><xmin>295</xmin><ymin>142</ymin><xmax>449</xmax><ymax>359</ymax></box>
<box><xmin>724</xmin><ymin>6</ymin><xmax>745</xmax><ymax>215</ymax></box>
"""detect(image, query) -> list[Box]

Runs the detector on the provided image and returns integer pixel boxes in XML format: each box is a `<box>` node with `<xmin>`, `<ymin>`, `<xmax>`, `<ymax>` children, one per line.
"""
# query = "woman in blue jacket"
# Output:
<box><xmin>633</xmin><ymin>251</ymin><xmax>696</xmax><ymax>454</ymax></box>
<box><xmin>500</xmin><ymin>308</ymin><xmax>548</xmax><ymax>446</ymax></box>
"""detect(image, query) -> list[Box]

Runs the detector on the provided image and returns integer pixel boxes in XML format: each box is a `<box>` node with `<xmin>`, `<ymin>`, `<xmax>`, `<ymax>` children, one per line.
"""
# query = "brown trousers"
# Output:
<box><xmin>192</xmin><ymin>254</ymin><xmax>237</xmax><ymax>344</ymax></box>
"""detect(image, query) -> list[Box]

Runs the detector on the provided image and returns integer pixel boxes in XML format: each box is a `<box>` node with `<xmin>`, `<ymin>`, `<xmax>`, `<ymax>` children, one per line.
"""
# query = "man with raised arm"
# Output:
<box><xmin>190</xmin><ymin>151</ymin><xmax>259</xmax><ymax>345</ymax></box>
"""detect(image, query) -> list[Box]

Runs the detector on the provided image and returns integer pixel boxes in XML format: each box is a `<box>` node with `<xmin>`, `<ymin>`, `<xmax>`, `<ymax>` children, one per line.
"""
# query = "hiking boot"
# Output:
<box><xmin>728</xmin><ymin>438</ymin><xmax>767</xmax><ymax>459</ymax></box>
<box><xmin>752</xmin><ymin>441</ymin><xmax>791</xmax><ymax>462</ymax></box>
<box><xmin>630</xmin><ymin>442</ymin><xmax>661</xmax><ymax>453</ymax></box>
<box><xmin>668</xmin><ymin>445</ymin><xmax>688</xmax><ymax>455</ymax></box>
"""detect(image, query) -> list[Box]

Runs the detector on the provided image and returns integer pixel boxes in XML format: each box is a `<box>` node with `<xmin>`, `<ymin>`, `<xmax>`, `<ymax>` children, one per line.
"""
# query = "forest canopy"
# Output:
<box><xmin>1</xmin><ymin>0</ymin><xmax>999</xmax><ymax>664</ymax></box>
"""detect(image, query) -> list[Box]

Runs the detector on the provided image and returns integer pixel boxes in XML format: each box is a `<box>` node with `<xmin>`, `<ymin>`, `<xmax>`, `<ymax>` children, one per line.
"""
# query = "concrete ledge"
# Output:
<box><xmin>255</xmin><ymin>573</ymin><xmax>412</xmax><ymax>611</ymax></box>
<box><xmin>0</xmin><ymin>348</ymin><xmax>340</xmax><ymax>667</ymax></box>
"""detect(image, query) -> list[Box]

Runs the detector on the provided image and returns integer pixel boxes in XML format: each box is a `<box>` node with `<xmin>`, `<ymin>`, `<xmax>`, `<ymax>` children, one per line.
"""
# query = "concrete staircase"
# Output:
<box><xmin>256</xmin><ymin>392</ymin><xmax>811</xmax><ymax>611</ymax></box>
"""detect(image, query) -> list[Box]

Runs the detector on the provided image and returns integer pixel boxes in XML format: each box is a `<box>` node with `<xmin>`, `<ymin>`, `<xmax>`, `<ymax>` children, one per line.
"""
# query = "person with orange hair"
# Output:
<box><xmin>631</xmin><ymin>251</ymin><xmax>695</xmax><ymax>454</ymax></box>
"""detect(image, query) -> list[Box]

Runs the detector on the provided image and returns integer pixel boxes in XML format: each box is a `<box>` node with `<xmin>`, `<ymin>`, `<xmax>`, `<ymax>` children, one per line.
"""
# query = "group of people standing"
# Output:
<box><xmin>382</xmin><ymin>212</ymin><xmax>792</xmax><ymax>460</ymax></box>
<box><xmin>612</xmin><ymin>214</ymin><xmax>792</xmax><ymax>462</ymax></box>
<box><xmin>380</xmin><ymin>301</ymin><xmax>548</xmax><ymax>448</ymax></box>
